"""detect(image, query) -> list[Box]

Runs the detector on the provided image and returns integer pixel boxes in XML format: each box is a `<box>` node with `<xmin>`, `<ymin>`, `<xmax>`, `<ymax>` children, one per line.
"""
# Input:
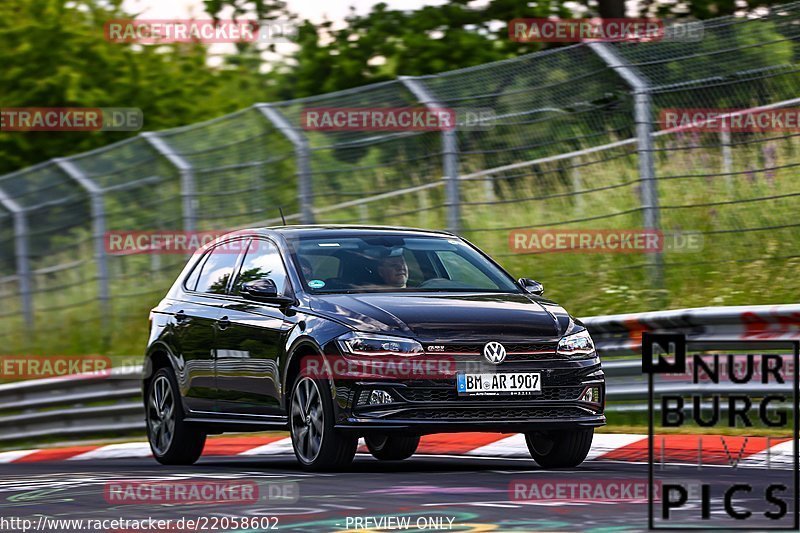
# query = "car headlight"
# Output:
<box><xmin>337</xmin><ymin>331</ymin><xmax>424</xmax><ymax>357</ymax></box>
<box><xmin>557</xmin><ymin>330</ymin><xmax>596</xmax><ymax>358</ymax></box>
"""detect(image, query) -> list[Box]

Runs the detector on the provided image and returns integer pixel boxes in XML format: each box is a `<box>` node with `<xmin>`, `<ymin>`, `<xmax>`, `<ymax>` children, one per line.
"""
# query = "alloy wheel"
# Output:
<box><xmin>148</xmin><ymin>375</ymin><xmax>176</xmax><ymax>455</ymax></box>
<box><xmin>291</xmin><ymin>377</ymin><xmax>325</xmax><ymax>464</ymax></box>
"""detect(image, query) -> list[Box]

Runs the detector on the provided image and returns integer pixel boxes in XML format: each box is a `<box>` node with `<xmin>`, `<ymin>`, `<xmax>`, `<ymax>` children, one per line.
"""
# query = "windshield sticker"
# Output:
<box><xmin>308</xmin><ymin>279</ymin><xmax>326</xmax><ymax>289</ymax></box>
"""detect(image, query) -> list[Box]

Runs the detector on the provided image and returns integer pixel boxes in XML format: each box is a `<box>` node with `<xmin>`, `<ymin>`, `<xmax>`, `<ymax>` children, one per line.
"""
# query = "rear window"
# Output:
<box><xmin>183</xmin><ymin>254</ymin><xmax>207</xmax><ymax>291</ymax></box>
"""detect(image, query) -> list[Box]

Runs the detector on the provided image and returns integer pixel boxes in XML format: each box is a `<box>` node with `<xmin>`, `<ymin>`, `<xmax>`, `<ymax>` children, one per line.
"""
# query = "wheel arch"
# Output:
<box><xmin>142</xmin><ymin>342</ymin><xmax>179</xmax><ymax>405</ymax></box>
<box><xmin>283</xmin><ymin>338</ymin><xmax>329</xmax><ymax>406</ymax></box>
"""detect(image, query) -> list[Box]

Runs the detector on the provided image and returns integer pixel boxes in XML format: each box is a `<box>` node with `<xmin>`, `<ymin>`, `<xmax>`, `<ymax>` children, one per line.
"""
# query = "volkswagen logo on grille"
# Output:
<box><xmin>483</xmin><ymin>342</ymin><xmax>506</xmax><ymax>364</ymax></box>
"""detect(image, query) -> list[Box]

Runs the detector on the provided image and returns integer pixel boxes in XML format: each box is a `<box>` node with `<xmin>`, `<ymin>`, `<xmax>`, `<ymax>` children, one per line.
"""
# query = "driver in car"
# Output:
<box><xmin>376</xmin><ymin>249</ymin><xmax>409</xmax><ymax>288</ymax></box>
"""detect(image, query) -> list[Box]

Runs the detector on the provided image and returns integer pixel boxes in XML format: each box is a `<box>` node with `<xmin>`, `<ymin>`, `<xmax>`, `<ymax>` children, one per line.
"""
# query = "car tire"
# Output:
<box><xmin>290</xmin><ymin>376</ymin><xmax>358</xmax><ymax>471</ymax></box>
<box><xmin>525</xmin><ymin>428</ymin><xmax>593</xmax><ymax>469</ymax></box>
<box><xmin>146</xmin><ymin>367</ymin><xmax>206</xmax><ymax>465</ymax></box>
<box><xmin>365</xmin><ymin>434</ymin><xmax>420</xmax><ymax>461</ymax></box>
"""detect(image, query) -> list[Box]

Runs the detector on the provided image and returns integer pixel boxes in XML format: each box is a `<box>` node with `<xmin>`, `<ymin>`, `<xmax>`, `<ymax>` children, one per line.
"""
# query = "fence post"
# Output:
<box><xmin>720</xmin><ymin>129</ymin><xmax>732</xmax><ymax>174</ymax></box>
<box><xmin>55</xmin><ymin>158</ymin><xmax>110</xmax><ymax>340</ymax></box>
<box><xmin>0</xmin><ymin>189</ymin><xmax>32</xmax><ymax>332</ymax></box>
<box><xmin>141</xmin><ymin>132</ymin><xmax>197</xmax><ymax>232</ymax></box>
<box><xmin>572</xmin><ymin>157</ymin><xmax>584</xmax><ymax>211</ymax></box>
<box><xmin>399</xmin><ymin>76</ymin><xmax>461</xmax><ymax>234</ymax></box>
<box><xmin>255</xmin><ymin>104</ymin><xmax>315</xmax><ymax>225</ymax></box>
<box><xmin>720</xmin><ymin>129</ymin><xmax>734</xmax><ymax>193</ymax></box>
<box><xmin>588</xmin><ymin>42</ymin><xmax>663</xmax><ymax>292</ymax></box>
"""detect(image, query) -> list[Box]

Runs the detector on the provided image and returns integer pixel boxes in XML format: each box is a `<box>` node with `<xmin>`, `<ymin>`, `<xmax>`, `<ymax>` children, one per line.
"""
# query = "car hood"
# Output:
<box><xmin>306</xmin><ymin>292</ymin><xmax>569</xmax><ymax>342</ymax></box>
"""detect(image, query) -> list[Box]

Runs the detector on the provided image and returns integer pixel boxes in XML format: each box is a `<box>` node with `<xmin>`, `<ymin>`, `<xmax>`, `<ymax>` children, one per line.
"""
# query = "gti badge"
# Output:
<box><xmin>483</xmin><ymin>341</ymin><xmax>506</xmax><ymax>364</ymax></box>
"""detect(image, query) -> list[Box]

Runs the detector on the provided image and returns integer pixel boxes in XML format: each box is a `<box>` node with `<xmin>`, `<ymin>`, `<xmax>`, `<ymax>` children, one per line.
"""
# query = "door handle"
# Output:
<box><xmin>217</xmin><ymin>315</ymin><xmax>231</xmax><ymax>331</ymax></box>
<box><xmin>175</xmin><ymin>310</ymin><xmax>191</xmax><ymax>325</ymax></box>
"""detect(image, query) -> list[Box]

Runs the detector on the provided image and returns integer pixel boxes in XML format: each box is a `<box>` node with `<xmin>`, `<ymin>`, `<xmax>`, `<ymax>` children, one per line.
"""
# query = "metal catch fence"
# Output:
<box><xmin>0</xmin><ymin>5</ymin><xmax>799</xmax><ymax>354</ymax></box>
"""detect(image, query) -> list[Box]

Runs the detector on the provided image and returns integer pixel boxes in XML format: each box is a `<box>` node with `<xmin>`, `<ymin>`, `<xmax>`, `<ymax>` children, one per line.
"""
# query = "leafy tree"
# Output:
<box><xmin>276</xmin><ymin>0</ymin><xmax>571</xmax><ymax>97</ymax></box>
<box><xmin>204</xmin><ymin>0</ymin><xmax>287</xmax><ymax>20</ymax></box>
<box><xmin>0</xmin><ymin>0</ymin><xmax>277</xmax><ymax>174</ymax></box>
<box><xmin>633</xmin><ymin>0</ymin><xmax>792</xmax><ymax>19</ymax></box>
<box><xmin>209</xmin><ymin>0</ymin><xmax>800</xmax><ymax>98</ymax></box>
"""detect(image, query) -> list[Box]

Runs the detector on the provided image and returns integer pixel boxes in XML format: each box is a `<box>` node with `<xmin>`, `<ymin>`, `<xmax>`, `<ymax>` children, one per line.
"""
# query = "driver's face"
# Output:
<box><xmin>378</xmin><ymin>256</ymin><xmax>409</xmax><ymax>288</ymax></box>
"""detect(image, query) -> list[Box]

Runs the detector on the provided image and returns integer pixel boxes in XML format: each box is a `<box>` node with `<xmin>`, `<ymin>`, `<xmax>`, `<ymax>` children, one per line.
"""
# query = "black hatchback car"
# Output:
<box><xmin>144</xmin><ymin>226</ymin><xmax>605</xmax><ymax>470</ymax></box>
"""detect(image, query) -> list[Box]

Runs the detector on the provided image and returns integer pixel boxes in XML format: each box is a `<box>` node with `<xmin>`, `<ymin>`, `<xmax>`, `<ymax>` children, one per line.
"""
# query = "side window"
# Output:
<box><xmin>195</xmin><ymin>243</ymin><xmax>243</xmax><ymax>294</ymax></box>
<box><xmin>232</xmin><ymin>239</ymin><xmax>289</xmax><ymax>295</ymax></box>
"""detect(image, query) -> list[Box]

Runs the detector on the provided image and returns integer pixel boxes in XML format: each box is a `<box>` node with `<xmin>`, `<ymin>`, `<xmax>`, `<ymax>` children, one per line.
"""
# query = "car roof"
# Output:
<box><xmin>246</xmin><ymin>225</ymin><xmax>456</xmax><ymax>239</ymax></box>
<box><xmin>192</xmin><ymin>225</ymin><xmax>460</xmax><ymax>256</ymax></box>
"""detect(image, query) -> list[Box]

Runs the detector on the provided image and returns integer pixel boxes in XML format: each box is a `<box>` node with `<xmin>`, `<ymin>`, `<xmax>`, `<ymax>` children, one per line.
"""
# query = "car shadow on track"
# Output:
<box><xmin>187</xmin><ymin>453</ymin><xmax>626</xmax><ymax>474</ymax></box>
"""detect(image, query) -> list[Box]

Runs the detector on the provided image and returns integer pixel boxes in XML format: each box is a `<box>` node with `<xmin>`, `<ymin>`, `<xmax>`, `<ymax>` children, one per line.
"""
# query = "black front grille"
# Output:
<box><xmin>504</xmin><ymin>353</ymin><xmax>566</xmax><ymax>361</ymax></box>
<box><xmin>398</xmin><ymin>386</ymin><xmax>583</xmax><ymax>402</ymax></box>
<box><xmin>504</xmin><ymin>343</ymin><xmax>559</xmax><ymax>353</ymax></box>
<box><xmin>392</xmin><ymin>406</ymin><xmax>588</xmax><ymax>420</ymax></box>
<box><xmin>426</xmin><ymin>343</ymin><xmax>562</xmax><ymax>361</ymax></box>
<box><xmin>430</xmin><ymin>343</ymin><xmax>557</xmax><ymax>353</ymax></box>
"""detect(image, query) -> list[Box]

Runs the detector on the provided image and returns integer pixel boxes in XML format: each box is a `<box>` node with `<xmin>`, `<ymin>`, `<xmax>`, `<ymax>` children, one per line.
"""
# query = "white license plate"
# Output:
<box><xmin>456</xmin><ymin>372</ymin><xmax>541</xmax><ymax>396</ymax></box>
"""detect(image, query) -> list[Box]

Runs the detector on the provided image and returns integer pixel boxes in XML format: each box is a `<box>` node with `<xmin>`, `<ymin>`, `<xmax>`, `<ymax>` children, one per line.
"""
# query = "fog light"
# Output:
<box><xmin>580</xmin><ymin>387</ymin><xmax>600</xmax><ymax>403</ymax></box>
<box><xmin>369</xmin><ymin>390</ymin><xmax>393</xmax><ymax>405</ymax></box>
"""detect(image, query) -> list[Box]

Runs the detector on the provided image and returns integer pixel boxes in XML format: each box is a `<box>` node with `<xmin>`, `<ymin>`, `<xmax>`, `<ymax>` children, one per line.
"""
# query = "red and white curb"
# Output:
<box><xmin>0</xmin><ymin>433</ymin><xmax>793</xmax><ymax>469</ymax></box>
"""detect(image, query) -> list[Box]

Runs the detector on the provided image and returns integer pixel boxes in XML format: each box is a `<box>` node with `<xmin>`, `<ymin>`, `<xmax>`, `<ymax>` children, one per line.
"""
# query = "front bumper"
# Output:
<box><xmin>332</xmin><ymin>356</ymin><xmax>606</xmax><ymax>435</ymax></box>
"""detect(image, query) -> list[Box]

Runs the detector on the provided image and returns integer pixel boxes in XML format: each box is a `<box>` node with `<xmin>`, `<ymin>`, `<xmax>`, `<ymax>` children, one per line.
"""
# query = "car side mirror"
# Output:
<box><xmin>519</xmin><ymin>278</ymin><xmax>544</xmax><ymax>295</ymax></box>
<box><xmin>241</xmin><ymin>279</ymin><xmax>293</xmax><ymax>304</ymax></box>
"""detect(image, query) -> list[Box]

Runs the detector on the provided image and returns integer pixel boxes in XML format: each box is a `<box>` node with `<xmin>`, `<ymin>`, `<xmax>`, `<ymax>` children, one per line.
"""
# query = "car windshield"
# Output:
<box><xmin>287</xmin><ymin>234</ymin><xmax>521</xmax><ymax>294</ymax></box>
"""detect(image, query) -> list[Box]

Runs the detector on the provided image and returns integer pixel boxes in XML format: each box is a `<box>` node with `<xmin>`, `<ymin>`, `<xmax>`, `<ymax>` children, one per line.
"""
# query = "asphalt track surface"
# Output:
<box><xmin>0</xmin><ymin>453</ymin><xmax>795</xmax><ymax>532</ymax></box>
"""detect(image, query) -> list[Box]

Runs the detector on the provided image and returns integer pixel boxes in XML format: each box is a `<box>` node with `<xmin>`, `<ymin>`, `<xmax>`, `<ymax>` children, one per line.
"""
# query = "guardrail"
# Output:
<box><xmin>1</xmin><ymin>304</ymin><xmax>798</xmax><ymax>447</ymax></box>
<box><xmin>0</xmin><ymin>366</ymin><xmax>143</xmax><ymax>444</ymax></box>
<box><xmin>585</xmin><ymin>303</ymin><xmax>800</xmax><ymax>357</ymax></box>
